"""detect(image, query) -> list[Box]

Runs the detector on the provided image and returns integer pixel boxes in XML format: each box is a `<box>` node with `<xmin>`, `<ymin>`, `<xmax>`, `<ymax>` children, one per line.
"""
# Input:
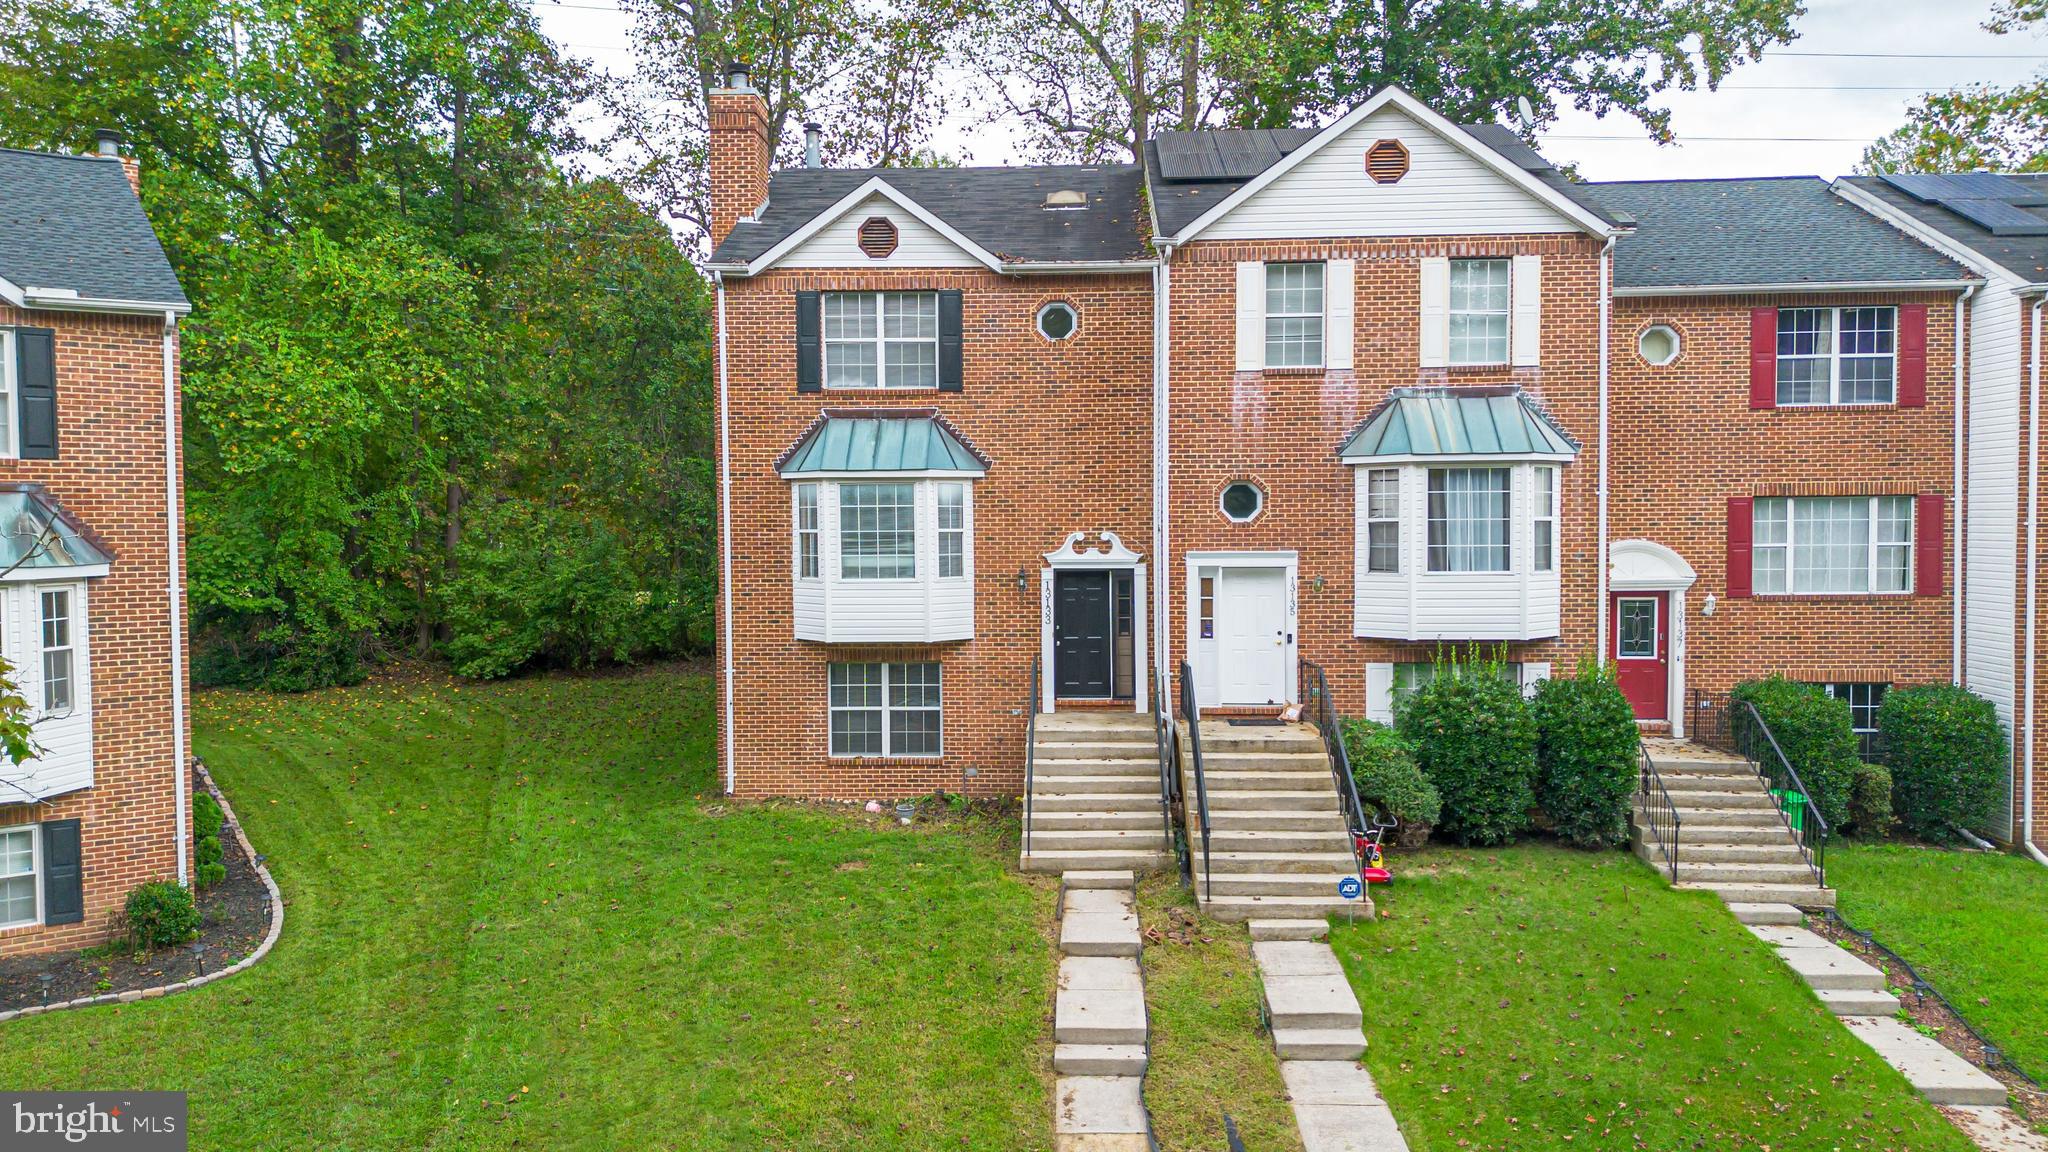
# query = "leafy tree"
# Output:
<box><xmin>1866</xmin><ymin>0</ymin><xmax>2048</xmax><ymax>173</ymax></box>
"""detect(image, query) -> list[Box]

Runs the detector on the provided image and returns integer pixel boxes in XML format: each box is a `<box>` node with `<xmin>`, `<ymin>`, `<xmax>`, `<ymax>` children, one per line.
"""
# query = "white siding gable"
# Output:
<box><xmin>1967</xmin><ymin>280</ymin><xmax>2023</xmax><ymax>839</ymax></box>
<box><xmin>1201</xmin><ymin>106</ymin><xmax>1581</xmax><ymax>241</ymax></box>
<box><xmin>778</xmin><ymin>193</ymin><xmax>982</xmax><ymax>268</ymax></box>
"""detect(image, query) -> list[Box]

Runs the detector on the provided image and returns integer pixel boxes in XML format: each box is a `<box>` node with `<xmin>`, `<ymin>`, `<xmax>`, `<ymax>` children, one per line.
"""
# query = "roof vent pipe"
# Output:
<box><xmin>804</xmin><ymin>122</ymin><xmax>822</xmax><ymax>169</ymax></box>
<box><xmin>724</xmin><ymin>60</ymin><xmax>752</xmax><ymax>90</ymax></box>
<box><xmin>95</xmin><ymin>128</ymin><xmax>123</xmax><ymax>157</ymax></box>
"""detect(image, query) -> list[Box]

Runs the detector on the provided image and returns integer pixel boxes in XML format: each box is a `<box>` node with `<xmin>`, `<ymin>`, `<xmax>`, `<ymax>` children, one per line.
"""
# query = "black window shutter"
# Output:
<box><xmin>40</xmin><ymin>818</ymin><xmax>83</xmax><ymax>925</ymax></box>
<box><xmin>16</xmin><ymin>328</ymin><xmax>58</xmax><ymax>459</ymax></box>
<box><xmin>938</xmin><ymin>290</ymin><xmax>963</xmax><ymax>392</ymax></box>
<box><xmin>795</xmin><ymin>292</ymin><xmax>822</xmax><ymax>393</ymax></box>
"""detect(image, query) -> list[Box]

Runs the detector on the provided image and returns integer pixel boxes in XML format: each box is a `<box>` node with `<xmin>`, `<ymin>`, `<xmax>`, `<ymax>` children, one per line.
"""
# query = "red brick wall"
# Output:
<box><xmin>0</xmin><ymin>303</ymin><xmax>190</xmax><ymax>957</ymax></box>
<box><xmin>718</xmin><ymin>268</ymin><xmax>1153</xmax><ymax>798</ymax></box>
<box><xmin>708</xmin><ymin>90</ymin><xmax>771</xmax><ymax>250</ymax></box>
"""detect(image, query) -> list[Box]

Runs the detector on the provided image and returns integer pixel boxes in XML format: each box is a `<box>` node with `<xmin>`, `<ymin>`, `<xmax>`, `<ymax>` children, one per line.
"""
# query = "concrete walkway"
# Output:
<box><xmin>1248</xmin><ymin>919</ymin><xmax>1411</xmax><ymax>1152</ymax></box>
<box><xmin>1053</xmin><ymin>871</ymin><xmax>1150</xmax><ymax>1152</ymax></box>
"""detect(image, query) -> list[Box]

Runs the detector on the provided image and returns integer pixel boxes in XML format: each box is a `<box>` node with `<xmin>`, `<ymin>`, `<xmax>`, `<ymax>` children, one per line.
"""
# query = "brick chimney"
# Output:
<box><xmin>708</xmin><ymin>61</ymin><xmax>771</xmax><ymax>250</ymax></box>
<box><xmin>94</xmin><ymin>129</ymin><xmax>141</xmax><ymax>196</ymax></box>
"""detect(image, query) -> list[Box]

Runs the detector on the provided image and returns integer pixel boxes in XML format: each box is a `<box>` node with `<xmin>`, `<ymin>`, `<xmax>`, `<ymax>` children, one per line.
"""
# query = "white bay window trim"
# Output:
<box><xmin>0</xmin><ymin>579</ymin><xmax>95</xmax><ymax>801</ymax></box>
<box><xmin>789</xmin><ymin>476</ymin><xmax>975</xmax><ymax>643</ymax></box>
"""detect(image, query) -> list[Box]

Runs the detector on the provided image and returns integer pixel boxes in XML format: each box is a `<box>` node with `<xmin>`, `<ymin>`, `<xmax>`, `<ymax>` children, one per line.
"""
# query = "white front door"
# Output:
<box><xmin>1216</xmin><ymin>567</ymin><xmax>1288</xmax><ymax>704</ymax></box>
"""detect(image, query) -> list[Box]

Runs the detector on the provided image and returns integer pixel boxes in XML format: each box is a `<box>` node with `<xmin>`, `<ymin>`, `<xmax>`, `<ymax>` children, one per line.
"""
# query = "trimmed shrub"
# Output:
<box><xmin>1394</xmin><ymin>654</ymin><xmax>1537</xmax><ymax>846</ymax></box>
<box><xmin>1847</xmin><ymin>761</ymin><xmax>1893</xmax><ymax>838</ymax></box>
<box><xmin>1340</xmin><ymin>718</ymin><xmax>1441</xmax><ymax>840</ymax></box>
<box><xmin>124</xmin><ymin>881</ymin><xmax>201</xmax><ymax>949</ymax></box>
<box><xmin>1531</xmin><ymin>660</ymin><xmax>1639</xmax><ymax>849</ymax></box>
<box><xmin>1878</xmin><ymin>683</ymin><xmax>2007</xmax><ymax>842</ymax></box>
<box><xmin>193</xmin><ymin>792</ymin><xmax>224</xmax><ymax>840</ymax></box>
<box><xmin>1730</xmin><ymin>677</ymin><xmax>1858</xmax><ymax>832</ymax></box>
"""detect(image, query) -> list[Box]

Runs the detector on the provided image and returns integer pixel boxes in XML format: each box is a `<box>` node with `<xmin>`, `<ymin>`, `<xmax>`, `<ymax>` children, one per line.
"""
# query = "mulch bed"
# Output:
<box><xmin>1809</xmin><ymin>914</ymin><xmax>2048</xmax><ymax>1130</ymax></box>
<box><xmin>0</xmin><ymin>798</ymin><xmax>272</xmax><ymax>1012</ymax></box>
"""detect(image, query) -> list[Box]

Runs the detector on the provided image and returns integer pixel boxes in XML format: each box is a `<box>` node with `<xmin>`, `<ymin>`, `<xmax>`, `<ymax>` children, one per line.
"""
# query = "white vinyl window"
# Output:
<box><xmin>1753</xmin><ymin>496</ymin><xmax>1914</xmax><ymax>594</ymax></box>
<box><xmin>829</xmin><ymin>661</ymin><xmax>942</xmax><ymax>757</ymax></box>
<box><xmin>1533</xmin><ymin>467</ymin><xmax>1557</xmax><ymax>572</ymax></box>
<box><xmin>839</xmin><ymin>483</ymin><xmax>917</xmax><ymax>580</ymax></box>
<box><xmin>937</xmin><ymin>483</ymin><xmax>965</xmax><ymax>578</ymax></box>
<box><xmin>1426</xmin><ymin>467</ymin><xmax>1511</xmax><ymax>573</ymax></box>
<box><xmin>1391</xmin><ymin>661</ymin><xmax>1523</xmax><ymax>704</ymax></box>
<box><xmin>823</xmin><ymin>292</ymin><xmax>940</xmax><ymax>389</ymax></box>
<box><xmin>794</xmin><ymin>484</ymin><xmax>820</xmax><ymax>580</ymax></box>
<box><xmin>0</xmin><ymin>330</ymin><xmax>15</xmax><ymax>459</ymax></box>
<box><xmin>1264</xmin><ymin>263</ymin><xmax>1324</xmax><ymax>368</ymax></box>
<box><xmin>1448</xmin><ymin>259</ymin><xmax>1511</xmax><ymax>365</ymax></box>
<box><xmin>1822</xmin><ymin>682</ymin><xmax>1889</xmax><ymax>734</ymax></box>
<box><xmin>0</xmin><ymin>826</ymin><xmax>35</xmax><ymax>929</ymax></box>
<box><xmin>1777</xmin><ymin>307</ymin><xmax>1896</xmax><ymax>405</ymax></box>
<box><xmin>1365</xmin><ymin>469</ymin><xmax>1400</xmax><ymax>573</ymax></box>
<box><xmin>40</xmin><ymin>588</ymin><xmax>74</xmax><ymax>715</ymax></box>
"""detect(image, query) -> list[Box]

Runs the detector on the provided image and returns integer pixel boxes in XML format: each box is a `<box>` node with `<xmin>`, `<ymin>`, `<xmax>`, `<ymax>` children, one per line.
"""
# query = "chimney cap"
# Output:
<box><xmin>723</xmin><ymin>60</ymin><xmax>753</xmax><ymax>91</ymax></box>
<box><xmin>95</xmin><ymin>128</ymin><xmax>124</xmax><ymax>157</ymax></box>
<box><xmin>803</xmin><ymin>122</ymin><xmax>823</xmax><ymax>169</ymax></box>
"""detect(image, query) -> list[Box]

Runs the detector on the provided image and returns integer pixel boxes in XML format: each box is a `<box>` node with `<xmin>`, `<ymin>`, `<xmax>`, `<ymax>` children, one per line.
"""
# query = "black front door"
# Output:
<box><xmin>1055</xmin><ymin>572</ymin><xmax>1114</xmax><ymax>698</ymax></box>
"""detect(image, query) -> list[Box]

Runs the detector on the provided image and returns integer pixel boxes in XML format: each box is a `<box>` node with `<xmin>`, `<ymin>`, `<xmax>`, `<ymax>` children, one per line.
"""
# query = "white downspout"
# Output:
<box><xmin>716</xmin><ymin>272</ymin><xmax>737</xmax><ymax>796</ymax></box>
<box><xmin>1954</xmin><ymin>284</ymin><xmax>1975</xmax><ymax>684</ymax></box>
<box><xmin>2026</xmin><ymin>299</ymin><xmax>2045</xmax><ymax>865</ymax></box>
<box><xmin>1154</xmin><ymin>248</ymin><xmax>1173</xmax><ymax>710</ymax></box>
<box><xmin>1596</xmin><ymin>236</ymin><xmax>1614</xmax><ymax>665</ymax></box>
<box><xmin>162</xmin><ymin>310</ymin><xmax>187</xmax><ymax>886</ymax></box>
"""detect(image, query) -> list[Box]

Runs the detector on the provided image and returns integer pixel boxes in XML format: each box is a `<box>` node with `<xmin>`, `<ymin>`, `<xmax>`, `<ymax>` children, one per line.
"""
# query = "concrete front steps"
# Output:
<box><xmin>1051</xmin><ymin>872</ymin><xmax>1153</xmax><ymax>1151</ymax></box>
<box><xmin>1022</xmin><ymin>712</ymin><xmax>1173</xmax><ymax>876</ymax></box>
<box><xmin>1248</xmin><ymin>931</ymin><xmax>1411</xmax><ymax>1151</ymax></box>
<box><xmin>1632</xmin><ymin>740</ymin><xmax>1835</xmax><ymax>909</ymax></box>
<box><xmin>1183</xmin><ymin>721</ymin><xmax>1371</xmax><ymax>923</ymax></box>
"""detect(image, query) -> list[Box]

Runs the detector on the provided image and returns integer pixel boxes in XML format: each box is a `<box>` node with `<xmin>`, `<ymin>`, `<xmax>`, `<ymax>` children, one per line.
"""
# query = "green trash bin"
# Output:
<box><xmin>1770</xmin><ymin>789</ymin><xmax>1807</xmax><ymax>833</ymax></box>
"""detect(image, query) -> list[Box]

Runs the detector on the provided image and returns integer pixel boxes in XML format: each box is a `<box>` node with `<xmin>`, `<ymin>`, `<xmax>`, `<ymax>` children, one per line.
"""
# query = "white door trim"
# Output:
<box><xmin>1040</xmin><ymin>531</ymin><xmax>1148</xmax><ymax>714</ymax></box>
<box><xmin>1184</xmin><ymin>551</ymin><xmax>1299</xmax><ymax>708</ymax></box>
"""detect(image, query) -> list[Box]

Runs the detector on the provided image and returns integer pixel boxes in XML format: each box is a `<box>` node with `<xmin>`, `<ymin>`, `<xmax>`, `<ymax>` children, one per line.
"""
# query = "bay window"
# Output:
<box><xmin>830</xmin><ymin>661</ymin><xmax>942</xmax><ymax>757</ymax></box>
<box><xmin>839</xmin><ymin>482</ymin><xmax>918</xmax><ymax>580</ymax></box>
<box><xmin>1777</xmin><ymin>307</ymin><xmax>1896</xmax><ymax>405</ymax></box>
<box><xmin>937</xmin><ymin>483</ymin><xmax>965</xmax><ymax>578</ymax></box>
<box><xmin>1753</xmin><ymin>496</ymin><xmax>1913</xmax><ymax>595</ymax></box>
<box><xmin>1365</xmin><ymin>469</ymin><xmax>1400</xmax><ymax>574</ymax></box>
<box><xmin>1533</xmin><ymin>467</ymin><xmax>1557</xmax><ymax>572</ymax></box>
<box><xmin>1426</xmin><ymin>467</ymin><xmax>1511</xmax><ymax>573</ymax></box>
<box><xmin>823</xmin><ymin>292</ymin><xmax>940</xmax><ymax>389</ymax></box>
<box><xmin>794</xmin><ymin>484</ymin><xmax>819</xmax><ymax>580</ymax></box>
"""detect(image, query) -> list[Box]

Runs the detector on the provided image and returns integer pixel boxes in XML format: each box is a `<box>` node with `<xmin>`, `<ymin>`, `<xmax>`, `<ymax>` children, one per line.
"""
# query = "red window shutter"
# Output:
<box><xmin>1916</xmin><ymin>493</ymin><xmax>1945</xmax><ymax>596</ymax></box>
<box><xmin>1749</xmin><ymin>308</ymin><xmax>1778</xmax><ymax>409</ymax></box>
<box><xmin>1727</xmin><ymin>497</ymin><xmax>1754</xmax><ymax>598</ymax></box>
<box><xmin>1897</xmin><ymin>304</ymin><xmax>1929</xmax><ymax>407</ymax></box>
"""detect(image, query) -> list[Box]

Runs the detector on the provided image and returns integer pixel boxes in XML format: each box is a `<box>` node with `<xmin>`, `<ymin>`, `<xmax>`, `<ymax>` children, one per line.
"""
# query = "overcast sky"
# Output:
<box><xmin>531</xmin><ymin>0</ymin><xmax>2048</xmax><ymax>181</ymax></box>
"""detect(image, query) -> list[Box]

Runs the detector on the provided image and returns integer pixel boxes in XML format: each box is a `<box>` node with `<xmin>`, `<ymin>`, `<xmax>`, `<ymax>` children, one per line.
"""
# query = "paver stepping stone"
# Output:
<box><xmin>1777</xmin><ymin>944</ymin><xmax>1885</xmax><ymax>991</ymax></box>
<box><xmin>1726</xmin><ymin>901</ymin><xmax>1804</xmax><ymax>925</ymax></box>
<box><xmin>1841</xmin><ymin>1017</ymin><xmax>2009</xmax><ymax>1106</ymax></box>
<box><xmin>1055</xmin><ymin>989</ymin><xmax>1148</xmax><ymax>1045</ymax></box>
<box><xmin>1055</xmin><ymin>1075</ymin><xmax>1148</xmax><ymax>1134</ymax></box>
<box><xmin>1066</xmin><ymin>887</ymin><xmax>1138</xmax><ymax>916</ymax></box>
<box><xmin>1060</xmin><ymin>955</ymin><xmax>1144</xmax><ymax>991</ymax></box>
<box><xmin>1264</xmin><ymin>974</ymin><xmax>1363</xmax><ymax>1029</ymax></box>
<box><xmin>1281</xmin><ymin>1060</ymin><xmax>1386</xmax><ymax>1106</ymax></box>
<box><xmin>1250</xmin><ymin>918</ymin><xmax>1330</xmax><ymax>941</ymax></box>
<box><xmin>1293</xmin><ymin>1101</ymin><xmax>1409</xmax><ymax>1152</ymax></box>
<box><xmin>1054</xmin><ymin>1044</ymin><xmax>1147</xmax><ymax>1076</ymax></box>
<box><xmin>1746</xmin><ymin>924</ymin><xmax>1832</xmax><ymax>949</ymax></box>
<box><xmin>1253</xmin><ymin>940</ymin><xmax>1347</xmax><ymax>978</ymax></box>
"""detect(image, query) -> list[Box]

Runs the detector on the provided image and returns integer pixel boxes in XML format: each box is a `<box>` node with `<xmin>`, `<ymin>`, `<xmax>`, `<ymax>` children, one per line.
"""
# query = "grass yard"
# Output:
<box><xmin>1331</xmin><ymin>844</ymin><xmax>1975</xmax><ymax>1152</ymax></box>
<box><xmin>1136</xmin><ymin>876</ymin><xmax>1303</xmax><ymax>1152</ymax></box>
<box><xmin>1831</xmin><ymin>841</ymin><xmax>2048</xmax><ymax>1081</ymax></box>
<box><xmin>0</xmin><ymin>667</ymin><xmax>1058</xmax><ymax>1151</ymax></box>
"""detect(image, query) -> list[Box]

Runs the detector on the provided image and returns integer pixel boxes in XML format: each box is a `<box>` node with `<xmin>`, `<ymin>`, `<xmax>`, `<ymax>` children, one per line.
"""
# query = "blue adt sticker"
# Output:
<box><xmin>1337</xmin><ymin>876</ymin><xmax>1363</xmax><ymax>900</ymax></box>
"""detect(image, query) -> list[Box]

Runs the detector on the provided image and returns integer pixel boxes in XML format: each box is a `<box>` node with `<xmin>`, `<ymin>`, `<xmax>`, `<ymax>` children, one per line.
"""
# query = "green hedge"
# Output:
<box><xmin>1877</xmin><ymin>684</ymin><xmax>2007</xmax><ymax>842</ymax></box>
<box><xmin>1531</xmin><ymin>661</ymin><xmax>1639</xmax><ymax>849</ymax></box>
<box><xmin>1847</xmin><ymin>761</ymin><xmax>1893</xmax><ymax>838</ymax></box>
<box><xmin>1730</xmin><ymin>677</ymin><xmax>1858</xmax><ymax>831</ymax></box>
<box><xmin>1340</xmin><ymin>718</ymin><xmax>1440</xmax><ymax>833</ymax></box>
<box><xmin>1394</xmin><ymin>654</ymin><xmax>1536</xmax><ymax>845</ymax></box>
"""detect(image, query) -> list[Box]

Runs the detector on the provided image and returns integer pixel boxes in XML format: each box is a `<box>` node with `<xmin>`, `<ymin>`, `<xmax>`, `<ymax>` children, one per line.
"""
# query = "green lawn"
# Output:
<box><xmin>0</xmin><ymin>668</ymin><xmax>1057</xmax><ymax>1151</ymax></box>
<box><xmin>1331</xmin><ymin>844</ymin><xmax>1975</xmax><ymax>1152</ymax></box>
<box><xmin>1831</xmin><ymin>841</ymin><xmax>2048</xmax><ymax>1081</ymax></box>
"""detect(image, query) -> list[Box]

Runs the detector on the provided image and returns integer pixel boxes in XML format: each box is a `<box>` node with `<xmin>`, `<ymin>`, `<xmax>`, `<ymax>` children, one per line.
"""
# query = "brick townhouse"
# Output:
<box><xmin>707</xmin><ymin>70</ymin><xmax>2027</xmax><ymax>847</ymax></box>
<box><xmin>0</xmin><ymin>135</ymin><xmax>194</xmax><ymax>956</ymax></box>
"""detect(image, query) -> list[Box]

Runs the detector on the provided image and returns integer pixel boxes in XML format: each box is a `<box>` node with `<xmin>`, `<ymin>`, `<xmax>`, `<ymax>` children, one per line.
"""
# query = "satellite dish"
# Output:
<box><xmin>1515</xmin><ymin>96</ymin><xmax>1537</xmax><ymax>133</ymax></box>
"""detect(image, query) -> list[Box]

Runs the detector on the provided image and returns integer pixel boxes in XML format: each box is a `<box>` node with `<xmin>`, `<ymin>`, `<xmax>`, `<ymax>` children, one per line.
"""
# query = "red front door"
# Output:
<box><xmin>1612</xmin><ymin>592</ymin><xmax>1668</xmax><ymax>721</ymax></box>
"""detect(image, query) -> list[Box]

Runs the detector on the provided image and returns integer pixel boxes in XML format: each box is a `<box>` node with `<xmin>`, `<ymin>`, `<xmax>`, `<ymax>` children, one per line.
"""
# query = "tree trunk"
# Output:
<box><xmin>1179</xmin><ymin>0</ymin><xmax>1199</xmax><ymax>130</ymax></box>
<box><xmin>1129</xmin><ymin>8</ymin><xmax>1149</xmax><ymax>156</ymax></box>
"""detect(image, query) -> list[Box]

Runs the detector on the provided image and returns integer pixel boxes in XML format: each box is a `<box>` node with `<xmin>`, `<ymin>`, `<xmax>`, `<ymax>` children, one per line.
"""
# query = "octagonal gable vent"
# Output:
<box><xmin>1365</xmin><ymin>138</ymin><xmax>1410</xmax><ymax>185</ymax></box>
<box><xmin>857</xmin><ymin>216</ymin><xmax>899</xmax><ymax>258</ymax></box>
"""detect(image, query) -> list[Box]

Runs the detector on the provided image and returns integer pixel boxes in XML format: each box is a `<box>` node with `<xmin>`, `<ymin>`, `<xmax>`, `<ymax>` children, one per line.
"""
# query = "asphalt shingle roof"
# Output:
<box><xmin>0</xmin><ymin>147</ymin><xmax>187</xmax><ymax>308</ymax></box>
<box><xmin>709</xmin><ymin>164</ymin><xmax>1150</xmax><ymax>267</ymax></box>
<box><xmin>1583</xmin><ymin>177</ymin><xmax>1969</xmax><ymax>291</ymax></box>
<box><xmin>1842</xmin><ymin>174</ymin><xmax>2048</xmax><ymax>284</ymax></box>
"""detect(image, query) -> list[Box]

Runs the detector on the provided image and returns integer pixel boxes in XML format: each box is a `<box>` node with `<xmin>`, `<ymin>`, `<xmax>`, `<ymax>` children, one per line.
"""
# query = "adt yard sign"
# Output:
<box><xmin>1337</xmin><ymin>876</ymin><xmax>1363</xmax><ymax>901</ymax></box>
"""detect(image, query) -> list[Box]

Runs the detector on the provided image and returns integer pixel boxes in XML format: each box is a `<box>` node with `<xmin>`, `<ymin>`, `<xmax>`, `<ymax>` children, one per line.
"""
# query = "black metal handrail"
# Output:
<box><xmin>1732</xmin><ymin>699</ymin><xmax>1829</xmax><ymax>888</ymax></box>
<box><xmin>1298</xmin><ymin>658</ymin><xmax>1370</xmax><ymax>891</ymax></box>
<box><xmin>1637</xmin><ymin>738</ymin><xmax>1681</xmax><ymax>883</ymax></box>
<box><xmin>1155</xmin><ymin>672</ymin><xmax>1191</xmax><ymax>885</ymax></box>
<box><xmin>1177</xmin><ymin>661</ymin><xmax>1212</xmax><ymax>900</ymax></box>
<box><xmin>1024</xmin><ymin>657</ymin><xmax>1040</xmax><ymax>858</ymax></box>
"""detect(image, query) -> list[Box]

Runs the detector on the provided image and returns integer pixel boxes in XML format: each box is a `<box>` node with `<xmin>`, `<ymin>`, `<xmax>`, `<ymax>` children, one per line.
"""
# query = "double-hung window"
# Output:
<box><xmin>823</xmin><ymin>292</ymin><xmax>940</xmax><ymax>389</ymax></box>
<box><xmin>839</xmin><ymin>483</ymin><xmax>917</xmax><ymax>580</ymax></box>
<box><xmin>0</xmin><ymin>330</ymin><xmax>14</xmax><ymax>458</ymax></box>
<box><xmin>794</xmin><ymin>484</ymin><xmax>820</xmax><ymax>580</ymax></box>
<box><xmin>1533</xmin><ymin>467</ymin><xmax>1557</xmax><ymax>572</ymax></box>
<box><xmin>936</xmin><ymin>483</ymin><xmax>965</xmax><ymax>578</ymax></box>
<box><xmin>829</xmin><ymin>661</ymin><xmax>942</xmax><ymax>756</ymax></box>
<box><xmin>1753</xmin><ymin>496</ymin><xmax>1913</xmax><ymax>594</ymax></box>
<box><xmin>1777</xmin><ymin>307</ymin><xmax>1896</xmax><ymax>405</ymax></box>
<box><xmin>1448</xmin><ymin>259</ymin><xmax>1511</xmax><ymax>365</ymax></box>
<box><xmin>1264</xmin><ymin>263</ymin><xmax>1324</xmax><ymax>368</ymax></box>
<box><xmin>0</xmin><ymin>826</ymin><xmax>35</xmax><ymax>929</ymax></box>
<box><xmin>1365</xmin><ymin>469</ymin><xmax>1400</xmax><ymax>573</ymax></box>
<box><xmin>41</xmin><ymin>588</ymin><xmax>74</xmax><ymax>715</ymax></box>
<box><xmin>1426</xmin><ymin>467</ymin><xmax>1511</xmax><ymax>573</ymax></box>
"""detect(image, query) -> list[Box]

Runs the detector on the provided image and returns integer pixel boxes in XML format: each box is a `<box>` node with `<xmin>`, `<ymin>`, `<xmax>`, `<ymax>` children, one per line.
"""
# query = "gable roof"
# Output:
<box><xmin>709</xmin><ymin>164</ymin><xmax>1150</xmax><ymax>271</ymax></box>
<box><xmin>775</xmin><ymin>412</ymin><xmax>990</xmax><ymax>476</ymax></box>
<box><xmin>1583</xmin><ymin>177</ymin><xmax>1971</xmax><ymax>293</ymax></box>
<box><xmin>1338</xmin><ymin>386</ymin><xmax>1578</xmax><ymax>460</ymax></box>
<box><xmin>0</xmin><ymin>147</ymin><xmax>188</xmax><ymax>311</ymax></box>
<box><xmin>1839</xmin><ymin>173</ymin><xmax>2048</xmax><ymax>286</ymax></box>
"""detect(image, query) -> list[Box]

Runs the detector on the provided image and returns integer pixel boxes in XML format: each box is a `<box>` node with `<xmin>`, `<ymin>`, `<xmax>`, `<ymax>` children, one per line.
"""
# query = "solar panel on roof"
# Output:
<box><xmin>1936</xmin><ymin>172</ymin><xmax>2048</xmax><ymax>206</ymax></box>
<box><xmin>1943</xmin><ymin>197</ymin><xmax>2048</xmax><ymax>236</ymax></box>
<box><xmin>1154</xmin><ymin>133</ymin><xmax>1226</xmax><ymax>180</ymax></box>
<box><xmin>1154</xmin><ymin>128</ymin><xmax>1316</xmax><ymax>181</ymax></box>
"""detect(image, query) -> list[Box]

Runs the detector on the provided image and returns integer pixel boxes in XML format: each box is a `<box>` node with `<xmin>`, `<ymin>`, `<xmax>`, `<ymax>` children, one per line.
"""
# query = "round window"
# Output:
<box><xmin>1037</xmin><ymin>301</ymin><xmax>1078</xmax><ymax>340</ymax></box>
<box><xmin>1638</xmin><ymin>324</ymin><xmax>1680</xmax><ymax>366</ymax></box>
<box><xmin>1220</xmin><ymin>482</ymin><xmax>1263</xmax><ymax>523</ymax></box>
